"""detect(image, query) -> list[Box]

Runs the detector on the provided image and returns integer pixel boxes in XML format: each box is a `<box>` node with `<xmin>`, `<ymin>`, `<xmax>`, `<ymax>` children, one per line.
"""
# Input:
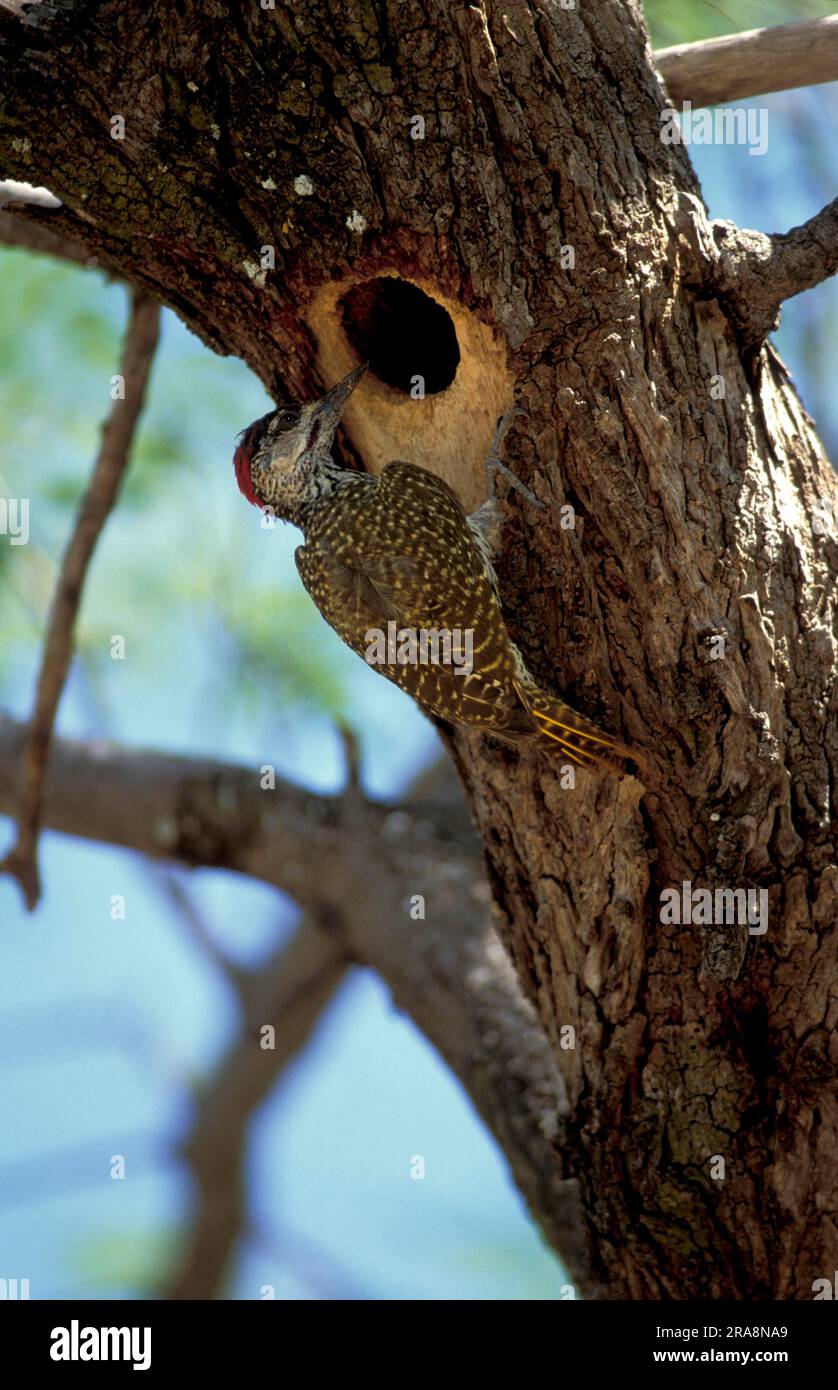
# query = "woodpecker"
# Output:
<box><xmin>234</xmin><ymin>364</ymin><xmax>633</xmax><ymax>774</ymax></box>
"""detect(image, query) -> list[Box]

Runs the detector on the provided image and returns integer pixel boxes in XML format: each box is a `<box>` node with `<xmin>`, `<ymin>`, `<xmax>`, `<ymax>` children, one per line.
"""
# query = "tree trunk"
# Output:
<box><xmin>1</xmin><ymin>0</ymin><xmax>836</xmax><ymax>1298</ymax></box>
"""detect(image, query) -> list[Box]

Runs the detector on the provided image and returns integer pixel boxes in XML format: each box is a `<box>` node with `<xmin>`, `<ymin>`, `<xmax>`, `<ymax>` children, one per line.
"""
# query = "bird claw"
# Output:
<box><xmin>485</xmin><ymin>409</ymin><xmax>545</xmax><ymax>510</ymax></box>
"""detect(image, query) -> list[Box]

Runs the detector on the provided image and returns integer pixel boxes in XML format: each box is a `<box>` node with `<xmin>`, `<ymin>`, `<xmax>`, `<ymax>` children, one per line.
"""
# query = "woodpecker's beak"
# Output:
<box><xmin>315</xmin><ymin>362</ymin><xmax>367</xmax><ymax>420</ymax></box>
<box><xmin>302</xmin><ymin>362</ymin><xmax>367</xmax><ymax>455</ymax></box>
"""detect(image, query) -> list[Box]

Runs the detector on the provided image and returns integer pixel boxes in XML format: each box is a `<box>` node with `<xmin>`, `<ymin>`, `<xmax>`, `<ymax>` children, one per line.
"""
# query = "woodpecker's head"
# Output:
<box><xmin>234</xmin><ymin>363</ymin><xmax>366</xmax><ymax>515</ymax></box>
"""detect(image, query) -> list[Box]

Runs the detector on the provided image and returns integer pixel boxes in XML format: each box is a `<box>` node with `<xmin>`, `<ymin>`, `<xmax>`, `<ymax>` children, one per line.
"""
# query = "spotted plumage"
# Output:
<box><xmin>233</xmin><ymin>364</ymin><xmax>633</xmax><ymax>774</ymax></box>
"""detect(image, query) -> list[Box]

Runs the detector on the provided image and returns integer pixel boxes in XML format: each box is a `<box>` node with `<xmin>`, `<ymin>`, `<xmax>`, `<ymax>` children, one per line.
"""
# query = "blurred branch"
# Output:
<box><xmin>153</xmin><ymin>874</ymin><xmax>350</xmax><ymax>1299</ymax></box>
<box><xmin>163</xmin><ymin>913</ymin><xmax>350</xmax><ymax>1299</ymax></box>
<box><xmin>0</xmin><ymin>715</ymin><xmax>466</xmax><ymax>904</ymax></box>
<box><xmin>0</xmin><ymin>715</ymin><xmax>598</xmax><ymax>1295</ymax></box>
<box><xmin>0</xmin><ymin>207</ymin><xmax>101</xmax><ymax>267</ymax></box>
<box><xmin>244</xmin><ymin>1218</ymin><xmax>370</xmax><ymax>1301</ymax></box>
<box><xmin>0</xmin><ymin>291</ymin><xmax>159</xmax><ymax>909</ymax></box>
<box><xmin>153</xmin><ymin>867</ymin><xmax>252</xmax><ymax>996</ymax></box>
<box><xmin>656</xmin><ymin>17</ymin><xmax>838</xmax><ymax>107</ymax></box>
<box><xmin>336</xmin><ymin>722</ymin><xmax>361</xmax><ymax>793</ymax></box>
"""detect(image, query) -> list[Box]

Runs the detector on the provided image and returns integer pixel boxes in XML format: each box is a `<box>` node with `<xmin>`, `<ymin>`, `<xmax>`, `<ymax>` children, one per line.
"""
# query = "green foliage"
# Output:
<box><xmin>218</xmin><ymin>586</ymin><xmax>351</xmax><ymax>717</ymax></box>
<box><xmin>644</xmin><ymin>0</ymin><xmax>835</xmax><ymax>47</ymax></box>
<box><xmin>67</xmin><ymin>1227</ymin><xmax>180</xmax><ymax>1295</ymax></box>
<box><xmin>450</xmin><ymin>1232</ymin><xmax>575</xmax><ymax>1299</ymax></box>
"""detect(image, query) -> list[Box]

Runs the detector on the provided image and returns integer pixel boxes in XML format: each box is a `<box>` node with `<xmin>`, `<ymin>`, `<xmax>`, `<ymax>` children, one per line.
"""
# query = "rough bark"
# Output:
<box><xmin>1</xmin><ymin>0</ymin><xmax>836</xmax><ymax>1298</ymax></box>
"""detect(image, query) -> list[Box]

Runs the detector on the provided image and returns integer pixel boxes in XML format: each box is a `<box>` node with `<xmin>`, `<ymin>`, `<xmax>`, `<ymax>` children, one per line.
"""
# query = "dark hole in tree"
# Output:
<box><xmin>340</xmin><ymin>278</ymin><xmax>460</xmax><ymax>395</ymax></box>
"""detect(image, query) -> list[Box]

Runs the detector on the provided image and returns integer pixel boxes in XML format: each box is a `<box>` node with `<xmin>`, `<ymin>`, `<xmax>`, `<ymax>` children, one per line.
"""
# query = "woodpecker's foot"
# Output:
<box><xmin>485</xmin><ymin>409</ymin><xmax>545</xmax><ymax>509</ymax></box>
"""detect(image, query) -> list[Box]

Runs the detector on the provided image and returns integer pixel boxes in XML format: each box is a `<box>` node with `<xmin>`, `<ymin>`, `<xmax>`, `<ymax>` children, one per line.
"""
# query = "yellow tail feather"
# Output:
<box><xmin>515</xmin><ymin>682</ymin><xmax>636</xmax><ymax>777</ymax></box>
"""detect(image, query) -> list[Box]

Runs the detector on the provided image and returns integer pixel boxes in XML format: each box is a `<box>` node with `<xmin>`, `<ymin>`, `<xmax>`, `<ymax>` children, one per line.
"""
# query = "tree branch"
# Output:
<box><xmin>153</xmin><ymin>867</ymin><xmax>253</xmax><ymax>997</ymax></box>
<box><xmin>656</xmin><ymin>17</ymin><xmax>838</xmax><ymax>107</ymax></box>
<box><xmin>0</xmin><ymin>178</ymin><xmax>100</xmax><ymax>268</ymax></box>
<box><xmin>0</xmin><ymin>208</ymin><xmax>100</xmax><ymax>268</ymax></box>
<box><xmin>164</xmin><ymin>914</ymin><xmax>350</xmax><ymax>1300</ymax></box>
<box><xmin>0</xmin><ymin>713</ymin><xmax>598</xmax><ymax>1295</ymax></box>
<box><xmin>0</xmin><ymin>291</ymin><xmax>159</xmax><ymax>909</ymax></box>
<box><xmin>710</xmin><ymin>199</ymin><xmax>838</xmax><ymax>349</ymax></box>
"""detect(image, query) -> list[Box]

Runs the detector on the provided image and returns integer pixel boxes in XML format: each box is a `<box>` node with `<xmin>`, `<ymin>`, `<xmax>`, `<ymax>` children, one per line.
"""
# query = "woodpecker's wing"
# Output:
<box><xmin>356</xmin><ymin>462</ymin><xmax>513</xmax><ymax>646</ymax></box>
<box><xmin>295</xmin><ymin>549</ymin><xmax>422</xmax><ymax>629</ymax></box>
<box><xmin>295</xmin><ymin>462</ymin><xmax>535</xmax><ymax>733</ymax></box>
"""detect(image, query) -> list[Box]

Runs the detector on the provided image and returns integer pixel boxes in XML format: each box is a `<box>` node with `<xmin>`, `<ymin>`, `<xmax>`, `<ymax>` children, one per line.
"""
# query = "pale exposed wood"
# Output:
<box><xmin>307</xmin><ymin>273</ymin><xmax>514</xmax><ymax>512</ymax></box>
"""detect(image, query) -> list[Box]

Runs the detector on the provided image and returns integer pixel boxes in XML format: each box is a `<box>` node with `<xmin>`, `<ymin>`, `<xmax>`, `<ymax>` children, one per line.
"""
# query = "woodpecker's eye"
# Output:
<box><xmin>275</xmin><ymin>409</ymin><xmax>297</xmax><ymax>429</ymax></box>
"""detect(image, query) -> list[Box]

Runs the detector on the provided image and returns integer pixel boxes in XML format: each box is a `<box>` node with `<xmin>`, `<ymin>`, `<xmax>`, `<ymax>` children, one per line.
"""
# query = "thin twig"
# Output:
<box><xmin>337</xmin><ymin>721</ymin><xmax>362</xmax><ymax>792</ymax></box>
<box><xmin>1</xmin><ymin>290</ymin><xmax>160</xmax><ymax>908</ymax></box>
<box><xmin>153</xmin><ymin>867</ymin><xmax>252</xmax><ymax>997</ymax></box>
